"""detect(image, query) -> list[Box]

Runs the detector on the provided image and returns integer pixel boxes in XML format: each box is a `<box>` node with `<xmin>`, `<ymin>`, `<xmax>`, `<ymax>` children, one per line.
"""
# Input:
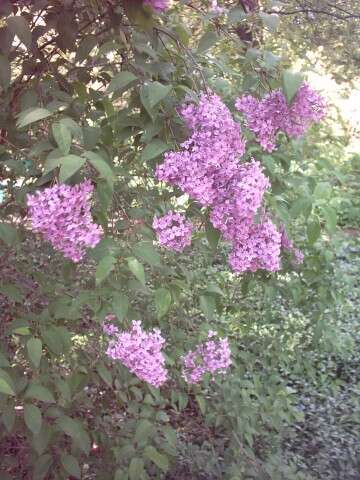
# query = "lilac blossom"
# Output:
<box><xmin>103</xmin><ymin>320</ymin><xmax>167</xmax><ymax>387</ymax></box>
<box><xmin>182</xmin><ymin>331</ymin><xmax>231</xmax><ymax>384</ymax></box>
<box><xmin>236</xmin><ymin>82</ymin><xmax>326</xmax><ymax>152</ymax></box>
<box><xmin>153</xmin><ymin>211</ymin><xmax>193</xmax><ymax>252</ymax></box>
<box><xmin>27</xmin><ymin>180</ymin><xmax>102</xmax><ymax>262</ymax></box>
<box><xmin>143</xmin><ymin>0</ymin><xmax>170</xmax><ymax>11</ymax></box>
<box><xmin>280</xmin><ymin>227</ymin><xmax>304</xmax><ymax>266</ymax></box>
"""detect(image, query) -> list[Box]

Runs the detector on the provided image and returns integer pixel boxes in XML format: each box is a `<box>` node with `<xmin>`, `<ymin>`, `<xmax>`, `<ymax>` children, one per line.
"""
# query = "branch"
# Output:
<box><xmin>266</xmin><ymin>7</ymin><xmax>360</xmax><ymax>20</ymax></box>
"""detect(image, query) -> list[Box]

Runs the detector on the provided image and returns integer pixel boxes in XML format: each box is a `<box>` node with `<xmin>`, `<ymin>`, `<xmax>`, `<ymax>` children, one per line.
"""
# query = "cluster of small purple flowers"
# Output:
<box><xmin>103</xmin><ymin>317</ymin><xmax>232</xmax><ymax>386</ymax></box>
<box><xmin>156</xmin><ymin>92</ymin><xmax>246</xmax><ymax>206</ymax></box>
<box><xmin>103</xmin><ymin>318</ymin><xmax>168</xmax><ymax>387</ymax></box>
<box><xmin>152</xmin><ymin>211</ymin><xmax>193</xmax><ymax>252</ymax></box>
<box><xmin>27</xmin><ymin>180</ymin><xmax>102</xmax><ymax>262</ymax></box>
<box><xmin>156</xmin><ymin>92</ymin><xmax>282</xmax><ymax>273</ymax></box>
<box><xmin>235</xmin><ymin>82</ymin><xmax>326</xmax><ymax>152</ymax></box>
<box><xmin>280</xmin><ymin>227</ymin><xmax>304</xmax><ymax>266</ymax></box>
<box><xmin>143</xmin><ymin>0</ymin><xmax>170</xmax><ymax>11</ymax></box>
<box><xmin>182</xmin><ymin>331</ymin><xmax>232</xmax><ymax>384</ymax></box>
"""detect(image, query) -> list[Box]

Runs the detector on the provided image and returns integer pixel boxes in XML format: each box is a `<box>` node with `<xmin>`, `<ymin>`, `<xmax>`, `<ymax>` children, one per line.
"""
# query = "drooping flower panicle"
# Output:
<box><xmin>156</xmin><ymin>92</ymin><xmax>282</xmax><ymax>273</ymax></box>
<box><xmin>104</xmin><ymin>319</ymin><xmax>167</xmax><ymax>387</ymax></box>
<box><xmin>236</xmin><ymin>82</ymin><xmax>326</xmax><ymax>152</ymax></box>
<box><xmin>153</xmin><ymin>211</ymin><xmax>193</xmax><ymax>252</ymax></box>
<box><xmin>27</xmin><ymin>180</ymin><xmax>102</xmax><ymax>262</ymax></box>
<box><xmin>182</xmin><ymin>331</ymin><xmax>231</xmax><ymax>384</ymax></box>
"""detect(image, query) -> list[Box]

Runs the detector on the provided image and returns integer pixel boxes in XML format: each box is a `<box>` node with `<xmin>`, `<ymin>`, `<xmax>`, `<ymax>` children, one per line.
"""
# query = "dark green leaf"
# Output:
<box><xmin>112</xmin><ymin>294</ymin><xmax>129</xmax><ymax>321</ymax></box>
<box><xmin>61</xmin><ymin>454</ymin><xmax>81</xmax><ymax>479</ymax></box>
<box><xmin>25</xmin><ymin>384</ymin><xmax>55</xmax><ymax>403</ymax></box>
<box><xmin>24</xmin><ymin>404</ymin><xmax>42</xmax><ymax>435</ymax></box>
<box><xmin>154</xmin><ymin>288</ymin><xmax>172</xmax><ymax>318</ymax></box>
<box><xmin>26</xmin><ymin>338</ymin><xmax>42</xmax><ymax>369</ymax></box>
<box><xmin>0</xmin><ymin>223</ymin><xmax>17</xmax><ymax>246</ymax></box>
<box><xmin>129</xmin><ymin>457</ymin><xmax>145</xmax><ymax>480</ymax></box>
<box><xmin>17</xmin><ymin>107</ymin><xmax>52</xmax><ymax>128</ymax></box>
<box><xmin>84</xmin><ymin>151</ymin><xmax>115</xmax><ymax>187</ymax></box>
<box><xmin>197</xmin><ymin>31</ymin><xmax>218</xmax><ymax>53</ymax></box>
<box><xmin>59</xmin><ymin>154</ymin><xmax>86</xmax><ymax>182</ymax></box>
<box><xmin>143</xmin><ymin>446</ymin><xmax>169</xmax><ymax>472</ymax></box>
<box><xmin>52</xmin><ymin>122</ymin><xmax>72</xmax><ymax>155</ymax></box>
<box><xmin>133</xmin><ymin>241</ymin><xmax>161</xmax><ymax>266</ymax></box>
<box><xmin>107</xmin><ymin>71</ymin><xmax>137</xmax><ymax>94</ymax></box>
<box><xmin>0</xmin><ymin>54</ymin><xmax>11</xmax><ymax>90</ymax></box>
<box><xmin>141</xmin><ymin>139</ymin><xmax>169</xmax><ymax>161</ymax></box>
<box><xmin>96</xmin><ymin>255</ymin><xmax>116</xmax><ymax>285</ymax></box>
<box><xmin>7</xmin><ymin>16</ymin><xmax>32</xmax><ymax>49</ymax></box>
<box><xmin>140</xmin><ymin>82</ymin><xmax>172</xmax><ymax>119</ymax></box>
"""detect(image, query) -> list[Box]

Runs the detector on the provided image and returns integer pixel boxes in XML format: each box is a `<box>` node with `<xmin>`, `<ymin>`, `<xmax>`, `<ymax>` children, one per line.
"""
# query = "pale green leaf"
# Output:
<box><xmin>107</xmin><ymin>71</ymin><xmax>137</xmax><ymax>94</ymax></box>
<box><xmin>27</xmin><ymin>338</ymin><xmax>42</xmax><ymax>369</ymax></box>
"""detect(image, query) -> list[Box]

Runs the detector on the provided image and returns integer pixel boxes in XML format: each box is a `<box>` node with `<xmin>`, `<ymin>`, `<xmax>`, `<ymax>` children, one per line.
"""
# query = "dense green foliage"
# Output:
<box><xmin>0</xmin><ymin>1</ymin><xmax>358</xmax><ymax>479</ymax></box>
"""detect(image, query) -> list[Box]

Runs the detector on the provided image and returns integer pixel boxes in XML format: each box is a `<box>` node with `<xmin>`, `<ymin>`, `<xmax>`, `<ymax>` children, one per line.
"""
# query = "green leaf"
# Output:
<box><xmin>321</xmin><ymin>205</ymin><xmax>337</xmax><ymax>233</ymax></box>
<box><xmin>141</xmin><ymin>139</ymin><xmax>169</xmax><ymax>161</ymax></box>
<box><xmin>96</xmin><ymin>255</ymin><xmax>116</xmax><ymax>285</ymax></box>
<box><xmin>17</xmin><ymin>107</ymin><xmax>52</xmax><ymax>128</ymax></box>
<box><xmin>33</xmin><ymin>454</ymin><xmax>53</xmax><ymax>480</ymax></box>
<box><xmin>75</xmin><ymin>36</ymin><xmax>98</xmax><ymax>62</ymax></box>
<box><xmin>129</xmin><ymin>457</ymin><xmax>145</xmax><ymax>480</ymax></box>
<box><xmin>27</xmin><ymin>338</ymin><xmax>42</xmax><ymax>369</ymax></box>
<box><xmin>144</xmin><ymin>446</ymin><xmax>169</xmax><ymax>472</ymax></box>
<box><xmin>2</xmin><ymin>405</ymin><xmax>15</xmax><ymax>432</ymax></box>
<box><xmin>259</xmin><ymin>12</ymin><xmax>280</xmax><ymax>32</ymax></box>
<box><xmin>140</xmin><ymin>82</ymin><xmax>172</xmax><ymax>119</ymax></box>
<box><xmin>52</xmin><ymin>122</ymin><xmax>72</xmax><ymax>155</ymax></box>
<box><xmin>307</xmin><ymin>219</ymin><xmax>321</xmax><ymax>244</ymax></box>
<box><xmin>0</xmin><ymin>351</ymin><xmax>10</xmax><ymax>368</ymax></box>
<box><xmin>84</xmin><ymin>151</ymin><xmax>115</xmax><ymax>187</ymax></box>
<box><xmin>0</xmin><ymin>377</ymin><xmax>15</xmax><ymax>396</ymax></box>
<box><xmin>196</xmin><ymin>394</ymin><xmax>206</xmax><ymax>415</ymax></box>
<box><xmin>206</xmin><ymin>222</ymin><xmax>220</xmax><ymax>250</ymax></box>
<box><xmin>154</xmin><ymin>288</ymin><xmax>172</xmax><ymax>319</ymax></box>
<box><xmin>200</xmin><ymin>295</ymin><xmax>216</xmax><ymax>320</ymax></box>
<box><xmin>0</xmin><ymin>223</ymin><xmax>17</xmax><ymax>246</ymax></box>
<box><xmin>133</xmin><ymin>241</ymin><xmax>161</xmax><ymax>266</ymax></box>
<box><xmin>59</xmin><ymin>154</ymin><xmax>86</xmax><ymax>182</ymax></box>
<box><xmin>314</xmin><ymin>182</ymin><xmax>332</xmax><ymax>199</ymax></box>
<box><xmin>112</xmin><ymin>294</ymin><xmax>129</xmax><ymax>321</ymax></box>
<box><xmin>0</xmin><ymin>283</ymin><xmax>24</xmax><ymax>302</ymax></box>
<box><xmin>97</xmin><ymin>363</ymin><xmax>112</xmax><ymax>387</ymax></box>
<box><xmin>135</xmin><ymin>419</ymin><xmax>154</xmax><ymax>443</ymax></box>
<box><xmin>7</xmin><ymin>16</ymin><xmax>32</xmax><ymax>49</ymax></box>
<box><xmin>0</xmin><ymin>54</ymin><xmax>11</xmax><ymax>90</ymax></box>
<box><xmin>24</xmin><ymin>404</ymin><xmax>42</xmax><ymax>435</ymax></box>
<box><xmin>197</xmin><ymin>31</ymin><xmax>218</xmax><ymax>53</ymax></box>
<box><xmin>282</xmin><ymin>69</ymin><xmax>303</xmax><ymax>104</ymax></box>
<box><xmin>57</xmin><ymin>415</ymin><xmax>91</xmax><ymax>455</ymax></box>
<box><xmin>290</xmin><ymin>197</ymin><xmax>312</xmax><ymax>219</ymax></box>
<box><xmin>61</xmin><ymin>454</ymin><xmax>81</xmax><ymax>479</ymax></box>
<box><xmin>127</xmin><ymin>257</ymin><xmax>146</xmax><ymax>286</ymax></box>
<box><xmin>107</xmin><ymin>71</ymin><xmax>137</xmax><ymax>94</ymax></box>
<box><xmin>25</xmin><ymin>384</ymin><xmax>55</xmax><ymax>403</ymax></box>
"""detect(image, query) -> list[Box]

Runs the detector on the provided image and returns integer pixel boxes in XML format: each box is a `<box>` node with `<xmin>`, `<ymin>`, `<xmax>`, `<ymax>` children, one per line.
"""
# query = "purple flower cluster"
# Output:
<box><xmin>156</xmin><ymin>92</ymin><xmax>282</xmax><ymax>273</ymax></box>
<box><xmin>182</xmin><ymin>331</ymin><xmax>232</xmax><ymax>384</ymax></box>
<box><xmin>104</xmin><ymin>319</ymin><xmax>168</xmax><ymax>388</ymax></box>
<box><xmin>280</xmin><ymin>227</ymin><xmax>304</xmax><ymax>266</ymax></box>
<box><xmin>236</xmin><ymin>82</ymin><xmax>326</xmax><ymax>152</ymax></box>
<box><xmin>156</xmin><ymin>92</ymin><xmax>246</xmax><ymax>206</ymax></box>
<box><xmin>143</xmin><ymin>0</ymin><xmax>170</xmax><ymax>11</ymax></box>
<box><xmin>27</xmin><ymin>180</ymin><xmax>102</xmax><ymax>262</ymax></box>
<box><xmin>153</xmin><ymin>211</ymin><xmax>193</xmax><ymax>252</ymax></box>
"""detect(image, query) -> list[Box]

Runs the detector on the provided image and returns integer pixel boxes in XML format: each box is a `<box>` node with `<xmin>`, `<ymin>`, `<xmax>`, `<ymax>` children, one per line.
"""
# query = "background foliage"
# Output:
<box><xmin>0</xmin><ymin>1</ymin><xmax>359</xmax><ymax>479</ymax></box>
